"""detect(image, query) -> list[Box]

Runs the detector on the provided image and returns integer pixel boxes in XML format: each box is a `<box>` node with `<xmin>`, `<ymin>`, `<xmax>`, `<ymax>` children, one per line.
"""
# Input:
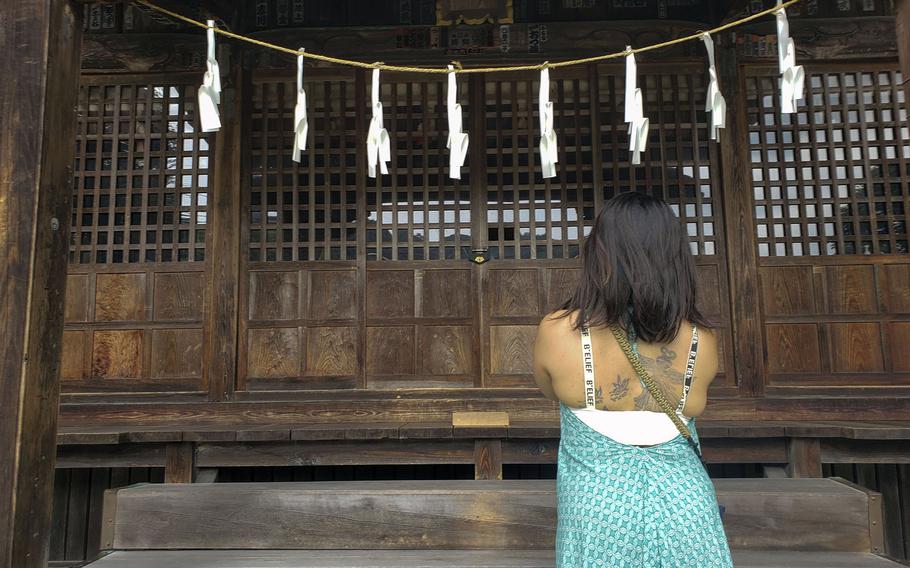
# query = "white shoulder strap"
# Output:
<box><xmin>580</xmin><ymin>326</ymin><xmax>596</xmax><ymax>409</ymax></box>
<box><xmin>676</xmin><ymin>325</ymin><xmax>699</xmax><ymax>416</ymax></box>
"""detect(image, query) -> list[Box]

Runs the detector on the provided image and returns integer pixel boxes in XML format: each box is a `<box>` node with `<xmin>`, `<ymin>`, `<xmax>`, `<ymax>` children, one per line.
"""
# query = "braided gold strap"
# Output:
<box><xmin>608</xmin><ymin>325</ymin><xmax>697</xmax><ymax>446</ymax></box>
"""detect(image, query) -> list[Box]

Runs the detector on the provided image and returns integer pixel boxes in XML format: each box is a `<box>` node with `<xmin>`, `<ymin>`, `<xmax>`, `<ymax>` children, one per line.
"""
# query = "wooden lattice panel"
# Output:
<box><xmin>366</xmin><ymin>76</ymin><xmax>473</xmax><ymax>261</ymax></box>
<box><xmin>747</xmin><ymin>65</ymin><xmax>908</xmax><ymax>257</ymax></box>
<box><xmin>249</xmin><ymin>71</ymin><xmax>360</xmax><ymax>261</ymax></box>
<box><xmin>484</xmin><ymin>70</ymin><xmax>595</xmax><ymax>260</ymax></box>
<box><xmin>598</xmin><ymin>65</ymin><xmax>719</xmax><ymax>257</ymax></box>
<box><xmin>71</xmin><ymin>79</ymin><xmax>210</xmax><ymax>264</ymax></box>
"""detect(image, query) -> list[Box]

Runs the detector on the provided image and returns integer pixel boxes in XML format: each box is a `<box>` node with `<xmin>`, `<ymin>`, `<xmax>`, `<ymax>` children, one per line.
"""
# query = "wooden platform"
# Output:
<box><xmin>82</xmin><ymin>550</ymin><xmax>903</xmax><ymax>568</ymax></box>
<box><xmin>79</xmin><ymin>478</ymin><xmax>903</xmax><ymax>567</ymax></box>
<box><xmin>55</xmin><ymin>420</ymin><xmax>910</xmax><ymax>483</ymax></box>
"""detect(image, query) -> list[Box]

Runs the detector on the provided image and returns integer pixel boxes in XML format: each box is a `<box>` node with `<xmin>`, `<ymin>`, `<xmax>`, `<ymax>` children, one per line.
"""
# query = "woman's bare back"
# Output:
<box><xmin>533</xmin><ymin>310</ymin><xmax>720</xmax><ymax>418</ymax></box>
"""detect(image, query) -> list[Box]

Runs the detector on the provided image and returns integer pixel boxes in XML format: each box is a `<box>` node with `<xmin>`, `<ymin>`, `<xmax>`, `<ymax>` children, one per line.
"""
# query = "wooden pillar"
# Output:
<box><xmin>787</xmin><ymin>438</ymin><xmax>822</xmax><ymax>478</ymax></box>
<box><xmin>897</xmin><ymin>0</ymin><xmax>910</xmax><ymax>103</ymax></box>
<box><xmin>0</xmin><ymin>1</ymin><xmax>83</xmax><ymax>567</ymax></box>
<box><xmin>203</xmin><ymin>48</ymin><xmax>247</xmax><ymax>402</ymax></box>
<box><xmin>165</xmin><ymin>442</ymin><xmax>196</xmax><ymax>483</ymax></box>
<box><xmin>715</xmin><ymin>40</ymin><xmax>766</xmax><ymax>398</ymax></box>
<box><xmin>474</xmin><ymin>440</ymin><xmax>503</xmax><ymax>480</ymax></box>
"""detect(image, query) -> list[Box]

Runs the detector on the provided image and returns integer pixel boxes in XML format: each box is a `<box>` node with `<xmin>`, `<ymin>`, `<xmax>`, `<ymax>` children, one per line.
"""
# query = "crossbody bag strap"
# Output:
<box><xmin>608</xmin><ymin>324</ymin><xmax>702</xmax><ymax>458</ymax></box>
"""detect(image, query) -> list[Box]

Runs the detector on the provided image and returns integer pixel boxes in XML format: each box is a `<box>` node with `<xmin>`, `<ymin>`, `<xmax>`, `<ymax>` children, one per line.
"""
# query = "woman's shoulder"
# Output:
<box><xmin>693</xmin><ymin>322</ymin><xmax>718</xmax><ymax>346</ymax></box>
<box><xmin>535</xmin><ymin>310</ymin><xmax>581</xmax><ymax>350</ymax></box>
<box><xmin>538</xmin><ymin>309</ymin><xmax>578</xmax><ymax>332</ymax></box>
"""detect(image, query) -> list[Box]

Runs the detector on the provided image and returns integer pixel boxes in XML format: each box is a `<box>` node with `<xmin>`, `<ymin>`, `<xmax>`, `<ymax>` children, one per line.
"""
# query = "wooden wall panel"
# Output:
<box><xmin>714</xmin><ymin>328</ymin><xmax>728</xmax><ymax>375</ymax></box>
<box><xmin>249</xmin><ymin>271</ymin><xmax>300</xmax><ymax>321</ymax></box>
<box><xmin>830</xmin><ymin>323</ymin><xmax>885</xmax><ymax>374</ymax></box>
<box><xmin>761</xmin><ymin>263</ymin><xmax>907</xmax><ymax>387</ymax></box>
<box><xmin>760</xmin><ymin>263</ymin><xmax>908</xmax><ymax>386</ymax></box>
<box><xmin>309</xmin><ymin>270</ymin><xmax>357</xmax><ymax>320</ymax></box>
<box><xmin>827</xmin><ymin>266</ymin><xmax>878</xmax><ymax>315</ymax></box>
<box><xmin>759</xmin><ymin>266</ymin><xmax>815</xmax><ymax>316</ymax></box>
<box><xmin>60</xmin><ymin>330</ymin><xmax>88</xmax><ymax>381</ymax></box>
<box><xmin>487</xmin><ymin>269</ymin><xmax>540</xmax><ymax>318</ymax></box>
<box><xmin>153</xmin><ymin>272</ymin><xmax>204</xmax><ymax>321</ymax></box>
<box><xmin>766</xmin><ymin>324</ymin><xmax>822</xmax><ymax>374</ymax></box>
<box><xmin>417</xmin><ymin>326</ymin><xmax>473</xmax><ymax>376</ymax></box>
<box><xmin>367</xmin><ymin>271</ymin><xmax>414</xmax><ymax>319</ymax></box>
<box><xmin>247</xmin><ymin>328</ymin><xmax>301</xmax><ymax>378</ymax></box>
<box><xmin>91</xmin><ymin>330</ymin><xmax>143</xmax><ymax>379</ymax></box>
<box><xmin>698</xmin><ymin>263</ymin><xmax>734</xmax><ymax>387</ymax></box>
<box><xmin>889</xmin><ymin>323</ymin><xmax>910</xmax><ymax>372</ymax></box>
<box><xmin>94</xmin><ymin>273</ymin><xmax>146</xmax><ymax>322</ymax></box>
<box><xmin>490</xmin><ymin>326</ymin><xmax>537</xmax><ymax>377</ymax></box>
<box><xmin>357</xmin><ymin>266</ymin><xmax>477</xmax><ymax>389</ymax></box>
<box><xmin>150</xmin><ymin>329</ymin><xmax>203</xmax><ymax>379</ymax></box>
<box><xmin>883</xmin><ymin>264</ymin><xmax>910</xmax><ymax>313</ymax></box>
<box><xmin>63</xmin><ymin>268</ymin><xmax>206</xmax><ymax>394</ymax></box>
<box><xmin>65</xmin><ymin>274</ymin><xmax>90</xmax><ymax>323</ymax></box>
<box><xmin>242</xmin><ymin>266</ymin><xmax>363</xmax><ymax>389</ymax></box>
<box><xmin>367</xmin><ymin>326</ymin><xmax>415</xmax><ymax>375</ymax></box>
<box><xmin>421</xmin><ymin>269</ymin><xmax>471</xmax><ymax>318</ymax></box>
<box><xmin>695</xmin><ymin>265</ymin><xmax>723</xmax><ymax>319</ymax></box>
<box><xmin>544</xmin><ymin>268</ymin><xmax>579</xmax><ymax>313</ymax></box>
<box><xmin>307</xmin><ymin>326</ymin><xmax>357</xmax><ymax>376</ymax></box>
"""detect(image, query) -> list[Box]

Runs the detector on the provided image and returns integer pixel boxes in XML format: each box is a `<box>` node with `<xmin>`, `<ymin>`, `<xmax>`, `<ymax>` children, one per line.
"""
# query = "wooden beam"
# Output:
<box><xmin>0</xmin><ymin>1</ymin><xmax>83</xmax><ymax>567</ymax></box>
<box><xmin>194</xmin><ymin>441</ymin><xmax>475</xmax><ymax>468</ymax></box>
<box><xmin>821</xmin><ymin>439</ymin><xmax>910</xmax><ymax>464</ymax></box>
<box><xmin>56</xmin><ymin>444</ymin><xmax>166</xmax><ymax>469</ymax></box>
<box><xmin>897</xmin><ymin>0</ymin><xmax>910</xmax><ymax>103</ymax></box>
<box><xmin>715</xmin><ymin>38</ymin><xmax>766</xmax><ymax>398</ymax></box>
<box><xmin>203</xmin><ymin>47</ymin><xmax>247</xmax><ymax>402</ymax></box>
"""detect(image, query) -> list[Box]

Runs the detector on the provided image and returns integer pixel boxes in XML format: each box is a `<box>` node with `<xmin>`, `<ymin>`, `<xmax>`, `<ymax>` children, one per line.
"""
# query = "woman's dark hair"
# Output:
<box><xmin>559</xmin><ymin>191</ymin><xmax>711</xmax><ymax>343</ymax></box>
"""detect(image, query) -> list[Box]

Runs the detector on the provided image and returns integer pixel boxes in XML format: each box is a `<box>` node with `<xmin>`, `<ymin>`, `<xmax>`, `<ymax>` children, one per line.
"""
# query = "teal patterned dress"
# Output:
<box><xmin>556</xmin><ymin>403</ymin><xmax>733</xmax><ymax>567</ymax></box>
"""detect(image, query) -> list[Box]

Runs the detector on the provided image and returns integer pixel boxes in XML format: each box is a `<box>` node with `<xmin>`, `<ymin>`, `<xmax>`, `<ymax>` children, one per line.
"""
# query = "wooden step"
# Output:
<box><xmin>102</xmin><ymin>479</ymin><xmax>883</xmax><ymax>553</ymax></box>
<box><xmin>83</xmin><ymin>549</ymin><xmax>905</xmax><ymax>568</ymax></box>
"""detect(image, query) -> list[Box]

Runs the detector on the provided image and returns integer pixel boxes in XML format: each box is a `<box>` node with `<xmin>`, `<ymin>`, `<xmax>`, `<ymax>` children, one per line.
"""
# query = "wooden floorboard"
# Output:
<box><xmin>81</xmin><ymin>550</ymin><xmax>905</xmax><ymax>567</ymax></box>
<box><xmin>732</xmin><ymin>551</ymin><xmax>905</xmax><ymax>567</ymax></box>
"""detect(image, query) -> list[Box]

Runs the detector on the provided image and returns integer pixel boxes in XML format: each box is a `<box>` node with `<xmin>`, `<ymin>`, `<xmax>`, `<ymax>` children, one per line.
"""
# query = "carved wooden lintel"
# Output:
<box><xmin>82</xmin><ymin>32</ymin><xmax>205</xmax><ymax>72</ymax></box>
<box><xmin>731</xmin><ymin>17</ymin><xmax>898</xmax><ymax>60</ymax></box>
<box><xmin>81</xmin><ymin>19</ymin><xmax>717</xmax><ymax>72</ymax></box>
<box><xmin>246</xmin><ymin>20</ymin><xmax>707</xmax><ymax>69</ymax></box>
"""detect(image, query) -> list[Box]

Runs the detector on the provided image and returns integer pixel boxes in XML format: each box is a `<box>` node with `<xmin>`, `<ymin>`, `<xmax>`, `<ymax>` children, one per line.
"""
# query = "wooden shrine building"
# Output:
<box><xmin>2</xmin><ymin>0</ymin><xmax>910</xmax><ymax>567</ymax></box>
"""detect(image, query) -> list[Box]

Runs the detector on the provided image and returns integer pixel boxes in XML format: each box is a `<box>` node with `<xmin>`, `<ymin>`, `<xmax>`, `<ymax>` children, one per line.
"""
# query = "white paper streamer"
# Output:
<box><xmin>366</xmin><ymin>68</ymin><xmax>390</xmax><ymax>178</ymax></box>
<box><xmin>776</xmin><ymin>3</ymin><xmax>804</xmax><ymax>114</ymax></box>
<box><xmin>197</xmin><ymin>20</ymin><xmax>221</xmax><ymax>133</ymax></box>
<box><xmin>538</xmin><ymin>67</ymin><xmax>558</xmax><ymax>179</ymax></box>
<box><xmin>700</xmin><ymin>33</ymin><xmax>726</xmax><ymax>140</ymax></box>
<box><xmin>291</xmin><ymin>48</ymin><xmax>309</xmax><ymax>163</ymax></box>
<box><xmin>446</xmin><ymin>65</ymin><xmax>469</xmax><ymax>179</ymax></box>
<box><xmin>624</xmin><ymin>48</ymin><xmax>649</xmax><ymax>165</ymax></box>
